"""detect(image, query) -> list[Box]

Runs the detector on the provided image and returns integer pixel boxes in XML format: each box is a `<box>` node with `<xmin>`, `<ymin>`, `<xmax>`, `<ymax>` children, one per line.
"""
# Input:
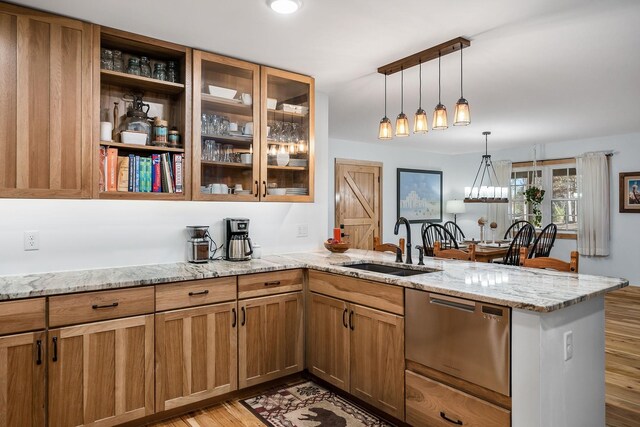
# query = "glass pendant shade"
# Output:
<box><xmin>414</xmin><ymin>108</ymin><xmax>428</xmax><ymax>133</ymax></box>
<box><xmin>454</xmin><ymin>97</ymin><xmax>470</xmax><ymax>126</ymax></box>
<box><xmin>378</xmin><ymin>116</ymin><xmax>393</xmax><ymax>140</ymax></box>
<box><xmin>432</xmin><ymin>104</ymin><xmax>448</xmax><ymax>130</ymax></box>
<box><xmin>395</xmin><ymin>112</ymin><xmax>409</xmax><ymax>137</ymax></box>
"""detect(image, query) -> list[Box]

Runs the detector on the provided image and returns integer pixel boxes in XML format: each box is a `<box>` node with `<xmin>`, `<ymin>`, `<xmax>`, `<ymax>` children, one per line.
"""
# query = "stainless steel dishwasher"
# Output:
<box><xmin>405</xmin><ymin>289</ymin><xmax>511</xmax><ymax>396</ymax></box>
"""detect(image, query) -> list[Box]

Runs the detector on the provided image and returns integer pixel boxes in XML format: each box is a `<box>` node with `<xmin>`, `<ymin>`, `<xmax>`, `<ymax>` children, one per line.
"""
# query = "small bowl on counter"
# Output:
<box><xmin>324</xmin><ymin>239</ymin><xmax>350</xmax><ymax>253</ymax></box>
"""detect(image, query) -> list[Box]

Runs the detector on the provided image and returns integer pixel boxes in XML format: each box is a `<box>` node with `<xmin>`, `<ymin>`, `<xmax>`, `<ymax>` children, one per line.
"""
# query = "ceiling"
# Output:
<box><xmin>14</xmin><ymin>0</ymin><xmax>640</xmax><ymax>154</ymax></box>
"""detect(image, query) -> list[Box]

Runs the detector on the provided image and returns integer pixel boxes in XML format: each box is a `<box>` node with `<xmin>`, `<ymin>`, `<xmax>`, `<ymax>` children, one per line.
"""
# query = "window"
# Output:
<box><xmin>509</xmin><ymin>163</ymin><xmax>578</xmax><ymax>232</ymax></box>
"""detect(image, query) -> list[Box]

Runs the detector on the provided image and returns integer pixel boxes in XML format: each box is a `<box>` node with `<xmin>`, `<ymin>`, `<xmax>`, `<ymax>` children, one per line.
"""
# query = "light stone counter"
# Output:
<box><xmin>0</xmin><ymin>249</ymin><xmax>627</xmax><ymax>312</ymax></box>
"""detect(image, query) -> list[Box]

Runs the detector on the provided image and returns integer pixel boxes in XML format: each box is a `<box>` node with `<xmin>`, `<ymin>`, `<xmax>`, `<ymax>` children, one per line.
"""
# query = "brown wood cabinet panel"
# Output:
<box><xmin>0</xmin><ymin>3</ymin><xmax>91</xmax><ymax>198</ymax></box>
<box><xmin>0</xmin><ymin>331</ymin><xmax>45</xmax><ymax>427</ymax></box>
<box><xmin>238</xmin><ymin>269</ymin><xmax>303</xmax><ymax>299</ymax></box>
<box><xmin>155</xmin><ymin>302</ymin><xmax>237</xmax><ymax>412</ymax></box>
<box><xmin>0</xmin><ymin>298</ymin><xmax>45</xmax><ymax>336</ymax></box>
<box><xmin>308</xmin><ymin>270</ymin><xmax>404</xmax><ymax>315</ymax></box>
<box><xmin>307</xmin><ymin>292</ymin><xmax>350</xmax><ymax>392</ymax></box>
<box><xmin>406</xmin><ymin>370</ymin><xmax>511</xmax><ymax>427</ymax></box>
<box><xmin>49</xmin><ymin>287</ymin><xmax>154</xmax><ymax>327</ymax></box>
<box><xmin>238</xmin><ymin>292</ymin><xmax>303</xmax><ymax>388</ymax></box>
<box><xmin>350</xmin><ymin>304</ymin><xmax>404</xmax><ymax>420</ymax></box>
<box><xmin>48</xmin><ymin>315</ymin><xmax>154</xmax><ymax>427</ymax></box>
<box><xmin>155</xmin><ymin>277</ymin><xmax>236</xmax><ymax>312</ymax></box>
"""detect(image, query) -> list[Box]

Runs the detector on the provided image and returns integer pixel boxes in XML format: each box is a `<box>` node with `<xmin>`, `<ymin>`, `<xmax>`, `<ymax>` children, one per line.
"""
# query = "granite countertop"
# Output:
<box><xmin>0</xmin><ymin>249</ymin><xmax>628</xmax><ymax>312</ymax></box>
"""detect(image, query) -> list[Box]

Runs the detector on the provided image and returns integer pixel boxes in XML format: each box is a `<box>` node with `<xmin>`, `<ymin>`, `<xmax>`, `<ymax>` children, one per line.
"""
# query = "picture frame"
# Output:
<box><xmin>619</xmin><ymin>172</ymin><xmax>640</xmax><ymax>213</ymax></box>
<box><xmin>397</xmin><ymin>168</ymin><xmax>443</xmax><ymax>223</ymax></box>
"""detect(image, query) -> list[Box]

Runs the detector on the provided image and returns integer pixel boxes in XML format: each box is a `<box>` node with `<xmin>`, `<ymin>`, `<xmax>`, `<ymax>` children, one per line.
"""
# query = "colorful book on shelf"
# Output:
<box><xmin>128</xmin><ymin>154</ymin><xmax>135</xmax><ymax>192</ymax></box>
<box><xmin>134</xmin><ymin>155</ymin><xmax>141</xmax><ymax>192</ymax></box>
<box><xmin>116</xmin><ymin>156</ymin><xmax>129</xmax><ymax>192</ymax></box>
<box><xmin>99</xmin><ymin>147</ymin><xmax>106</xmax><ymax>192</ymax></box>
<box><xmin>143</xmin><ymin>157</ymin><xmax>152</xmax><ymax>192</ymax></box>
<box><xmin>161</xmin><ymin>153</ymin><xmax>174</xmax><ymax>193</ymax></box>
<box><xmin>173</xmin><ymin>154</ymin><xmax>183</xmax><ymax>193</ymax></box>
<box><xmin>152</xmin><ymin>154</ymin><xmax>161</xmax><ymax>192</ymax></box>
<box><xmin>106</xmin><ymin>148</ymin><xmax>118</xmax><ymax>192</ymax></box>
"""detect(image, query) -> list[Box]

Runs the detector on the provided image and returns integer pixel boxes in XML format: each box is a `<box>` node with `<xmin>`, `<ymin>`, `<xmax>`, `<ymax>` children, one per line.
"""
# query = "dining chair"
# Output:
<box><xmin>373</xmin><ymin>236</ymin><xmax>404</xmax><ymax>254</ymax></box>
<box><xmin>528</xmin><ymin>223</ymin><xmax>557</xmax><ymax>258</ymax></box>
<box><xmin>444</xmin><ymin>221</ymin><xmax>465</xmax><ymax>242</ymax></box>
<box><xmin>497</xmin><ymin>223</ymin><xmax>535</xmax><ymax>266</ymax></box>
<box><xmin>504</xmin><ymin>220</ymin><xmax>533</xmax><ymax>240</ymax></box>
<box><xmin>434</xmin><ymin>241</ymin><xmax>476</xmax><ymax>261</ymax></box>
<box><xmin>422</xmin><ymin>223</ymin><xmax>458</xmax><ymax>256</ymax></box>
<box><xmin>519</xmin><ymin>247</ymin><xmax>579</xmax><ymax>272</ymax></box>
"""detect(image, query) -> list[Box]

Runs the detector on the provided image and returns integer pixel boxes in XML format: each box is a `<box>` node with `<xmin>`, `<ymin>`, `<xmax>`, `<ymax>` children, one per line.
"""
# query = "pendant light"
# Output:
<box><xmin>395</xmin><ymin>67</ymin><xmax>409</xmax><ymax>137</ymax></box>
<box><xmin>453</xmin><ymin>43</ymin><xmax>471</xmax><ymax>126</ymax></box>
<box><xmin>378</xmin><ymin>73</ymin><xmax>393</xmax><ymax>140</ymax></box>
<box><xmin>414</xmin><ymin>61</ymin><xmax>428</xmax><ymax>134</ymax></box>
<box><xmin>432</xmin><ymin>52</ymin><xmax>448</xmax><ymax>130</ymax></box>
<box><xmin>464</xmin><ymin>131</ymin><xmax>508</xmax><ymax>203</ymax></box>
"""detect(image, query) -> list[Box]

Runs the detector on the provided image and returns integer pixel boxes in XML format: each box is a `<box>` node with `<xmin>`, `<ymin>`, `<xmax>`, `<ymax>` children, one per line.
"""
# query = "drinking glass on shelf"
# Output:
<box><xmin>221</xmin><ymin>117</ymin><xmax>230</xmax><ymax>135</ymax></box>
<box><xmin>100</xmin><ymin>48</ymin><xmax>114</xmax><ymax>70</ymax></box>
<box><xmin>213</xmin><ymin>143</ymin><xmax>222</xmax><ymax>161</ymax></box>
<box><xmin>201</xmin><ymin>114</ymin><xmax>209</xmax><ymax>135</ymax></box>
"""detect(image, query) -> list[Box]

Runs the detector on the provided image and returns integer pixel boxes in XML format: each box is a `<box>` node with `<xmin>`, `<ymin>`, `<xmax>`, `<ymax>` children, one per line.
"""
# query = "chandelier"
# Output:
<box><xmin>464</xmin><ymin>131</ymin><xmax>509</xmax><ymax>203</ymax></box>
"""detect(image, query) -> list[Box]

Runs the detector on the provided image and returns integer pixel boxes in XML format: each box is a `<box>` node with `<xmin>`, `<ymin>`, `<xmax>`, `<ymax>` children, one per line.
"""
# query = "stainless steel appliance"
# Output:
<box><xmin>405</xmin><ymin>289</ymin><xmax>511</xmax><ymax>396</ymax></box>
<box><xmin>186</xmin><ymin>225</ymin><xmax>213</xmax><ymax>263</ymax></box>
<box><xmin>224</xmin><ymin>218</ymin><xmax>253</xmax><ymax>261</ymax></box>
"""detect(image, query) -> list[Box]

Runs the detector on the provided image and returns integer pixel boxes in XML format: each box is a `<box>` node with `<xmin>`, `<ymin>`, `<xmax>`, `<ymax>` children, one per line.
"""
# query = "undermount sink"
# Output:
<box><xmin>342</xmin><ymin>262</ymin><xmax>439</xmax><ymax>277</ymax></box>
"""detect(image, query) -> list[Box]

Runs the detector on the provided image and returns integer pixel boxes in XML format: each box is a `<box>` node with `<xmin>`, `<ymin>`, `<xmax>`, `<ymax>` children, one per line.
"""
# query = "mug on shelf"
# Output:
<box><xmin>240</xmin><ymin>153</ymin><xmax>252</xmax><ymax>164</ymax></box>
<box><xmin>241</xmin><ymin>93</ymin><xmax>252</xmax><ymax>105</ymax></box>
<box><xmin>243</xmin><ymin>122</ymin><xmax>253</xmax><ymax>136</ymax></box>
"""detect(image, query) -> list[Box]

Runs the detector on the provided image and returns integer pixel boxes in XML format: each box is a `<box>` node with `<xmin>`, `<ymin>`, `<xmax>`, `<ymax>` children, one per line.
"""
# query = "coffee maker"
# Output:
<box><xmin>186</xmin><ymin>225</ymin><xmax>213</xmax><ymax>263</ymax></box>
<box><xmin>224</xmin><ymin>218</ymin><xmax>253</xmax><ymax>261</ymax></box>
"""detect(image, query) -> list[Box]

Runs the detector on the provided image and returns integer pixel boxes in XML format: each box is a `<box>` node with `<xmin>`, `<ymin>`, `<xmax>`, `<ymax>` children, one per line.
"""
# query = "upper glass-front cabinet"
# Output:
<box><xmin>192</xmin><ymin>51</ymin><xmax>260</xmax><ymax>200</ymax></box>
<box><xmin>260</xmin><ymin>67</ymin><xmax>314</xmax><ymax>202</ymax></box>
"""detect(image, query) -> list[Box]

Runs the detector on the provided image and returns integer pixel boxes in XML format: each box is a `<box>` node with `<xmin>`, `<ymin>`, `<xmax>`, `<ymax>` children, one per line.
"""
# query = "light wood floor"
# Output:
<box><xmin>149</xmin><ymin>400</ymin><xmax>263</xmax><ymax>427</ymax></box>
<box><xmin>606</xmin><ymin>286</ymin><xmax>640</xmax><ymax>427</ymax></box>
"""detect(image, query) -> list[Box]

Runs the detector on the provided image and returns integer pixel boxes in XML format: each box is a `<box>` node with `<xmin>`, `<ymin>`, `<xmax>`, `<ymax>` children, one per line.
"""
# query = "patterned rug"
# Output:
<box><xmin>240</xmin><ymin>381</ymin><xmax>393</xmax><ymax>427</ymax></box>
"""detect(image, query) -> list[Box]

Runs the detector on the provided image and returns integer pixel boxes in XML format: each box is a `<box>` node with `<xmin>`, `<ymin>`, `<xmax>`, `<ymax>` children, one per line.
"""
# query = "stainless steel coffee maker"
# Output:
<box><xmin>224</xmin><ymin>218</ymin><xmax>253</xmax><ymax>261</ymax></box>
<box><xmin>186</xmin><ymin>225</ymin><xmax>213</xmax><ymax>263</ymax></box>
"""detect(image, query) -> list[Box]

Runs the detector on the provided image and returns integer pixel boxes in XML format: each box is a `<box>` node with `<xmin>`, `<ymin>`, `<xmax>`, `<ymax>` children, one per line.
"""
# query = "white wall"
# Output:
<box><xmin>0</xmin><ymin>93</ymin><xmax>329</xmax><ymax>276</ymax></box>
<box><xmin>329</xmin><ymin>132</ymin><xmax>639</xmax><ymax>284</ymax></box>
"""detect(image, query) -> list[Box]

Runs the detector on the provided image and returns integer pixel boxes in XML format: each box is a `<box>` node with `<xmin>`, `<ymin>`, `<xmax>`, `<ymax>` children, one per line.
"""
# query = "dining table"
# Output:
<box><xmin>463</xmin><ymin>240</ymin><xmax>510</xmax><ymax>263</ymax></box>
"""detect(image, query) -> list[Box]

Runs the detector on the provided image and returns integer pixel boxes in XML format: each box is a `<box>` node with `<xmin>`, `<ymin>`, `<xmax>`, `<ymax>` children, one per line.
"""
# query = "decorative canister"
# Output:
<box><xmin>167</xmin><ymin>61</ymin><xmax>178</xmax><ymax>83</ymax></box>
<box><xmin>153</xmin><ymin>62</ymin><xmax>167</xmax><ymax>81</ymax></box>
<box><xmin>153</xmin><ymin>118</ymin><xmax>168</xmax><ymax>145</ymax></box>
<box><xmin>140</xmin><ymin>56</ymin><xmax>151</xmax><ymax>78</ymax></box>
<box><xmin>127</xmin><ymin>57</ymin><xmax>141</xmax><ymax>75</ymax></box>
<box><xmin>168</xmin><ymin>129</ymin><xmax>181</xmax><ymax>147</ymax></box>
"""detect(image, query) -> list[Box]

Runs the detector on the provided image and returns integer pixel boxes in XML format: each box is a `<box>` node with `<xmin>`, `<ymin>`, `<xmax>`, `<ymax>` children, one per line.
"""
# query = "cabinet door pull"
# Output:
<box><xmin>440</xmin><ymin>411</ymin><xmax>463</xmax><ymax>425</ymax></box>
<box><xmin>254</xmin><ymin>180</ymin><xmax>259</xmax><ymax>197</ymax></box>
<box><xmin>232</xmin><ymin>308</ymin><xmax>237</xmax><ymax>328</ymax></box>
<box><xmin>349</xmin><ymin>310</ymin><xmax>354</xmax><ymax>330</ymax></box>
<box><xmin>262</xmin><ymin>180</ymin><xmax>267</xmax><ymax>198</ymax></box>
<box><xmin>52</xmin><ymin>337</ymin><xmax>58</xmax><ymax>362</ymax></box>
<box><xmin>188</xmin><ymin>290</ymin><xmax>209</xmax><ymax>296</ymax></box>
<box><xmin>36</xmin><ymin>339</ymin><xmax>42</xmax><ymax>365</ymax></box>
<box><xmin>264</xmin><ymin>281</ymin><xmax>281</xmax><ymax>286</ymax></box>
<box><xmin>92</xmin><ymin>302</ymin><xmax>119</xmax><ymax>309</ymax></box>
<box><xmin>241</xmin><ymin>306</ymin><xmax>246</xmax><ymax>326</ymax></box>
<box><xmin>342</xmin><ymin>308</ymin><xmax>348</xmax><ymax>328</ymax></box>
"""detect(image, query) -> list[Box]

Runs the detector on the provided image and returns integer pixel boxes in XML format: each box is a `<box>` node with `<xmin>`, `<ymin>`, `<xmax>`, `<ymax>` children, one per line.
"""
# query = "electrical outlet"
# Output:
<box><xmin>24</xmin><ymin>231</ymin><xmax>40</xmax><ymax>251</ymax></box>
<box><xmin>297</xmin><ymin>224</ymin><xmax>308</xmax><ymax>238</ymax></box>
<box><xmin>564</xmin><ymin>330</ymin><xmax>573</xmax><ymax>361</ymax></box>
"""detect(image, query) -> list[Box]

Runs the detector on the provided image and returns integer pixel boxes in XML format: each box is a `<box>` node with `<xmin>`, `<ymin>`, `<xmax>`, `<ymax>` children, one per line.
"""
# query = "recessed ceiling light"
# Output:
<box><xmin>268</xmin><ymin>0</ymin><xmax>301</xmax><ymax>14</ymax></box>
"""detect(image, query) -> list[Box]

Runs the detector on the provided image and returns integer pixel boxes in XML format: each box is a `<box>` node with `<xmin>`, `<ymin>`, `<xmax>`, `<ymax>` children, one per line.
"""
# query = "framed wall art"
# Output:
<box><xmin>397</xmin><ymin>168</ymin><xmax>442</xmax><ymax>223</ymax></box>
<box><xmin>620</xmin><ymin>172</ymin><xmax>640</xmax><ymax>213</ymax></box>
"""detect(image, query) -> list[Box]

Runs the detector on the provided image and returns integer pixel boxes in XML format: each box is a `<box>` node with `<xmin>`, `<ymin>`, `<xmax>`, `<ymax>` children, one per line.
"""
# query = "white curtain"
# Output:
<box><xmin>489</xmin><ymin>160</ymin><xmax>512</xmax><ymax>238</ymax></box>
<box><xmin>576</xmin><ymin>153</ymin><xmax>610</xmax><ymax>256</ymax></box>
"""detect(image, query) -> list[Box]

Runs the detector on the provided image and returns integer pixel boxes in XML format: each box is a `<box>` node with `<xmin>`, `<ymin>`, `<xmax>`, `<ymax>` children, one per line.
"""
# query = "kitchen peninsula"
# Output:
<box><xmin>0</xmin><ymin>249</ymin><xmax>626</xmax><ymax>427</ymax></box>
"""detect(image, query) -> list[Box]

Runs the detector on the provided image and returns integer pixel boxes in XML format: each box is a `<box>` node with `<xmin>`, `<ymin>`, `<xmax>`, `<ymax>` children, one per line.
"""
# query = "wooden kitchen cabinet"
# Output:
<box><xmin>48</xmin><ymin>315</ymin><xmax>154</xmax><ymax>427</ymax></box>
<box><xmin>238</xmin><ymin>292</ymin><xmax>304</xmax><ymax>388</ymax></box>
<box><xmin>307</xmin><ymin>292</ymin><xmax>350</xmax><ymax>392</ymax></box>
<box><xmin>155</xmin><ymin>302</ymin><xmax>237</xmax><ymax>412</ymax></box>
<box><xmin>0</xmin><ymin>331</ymin><xmax>46</xmax><ymax>427</ymax></box>
<box><xmin>0</xmin><ymin>3</ymin><xmax>92</xmax><ymax>198</ymax></box>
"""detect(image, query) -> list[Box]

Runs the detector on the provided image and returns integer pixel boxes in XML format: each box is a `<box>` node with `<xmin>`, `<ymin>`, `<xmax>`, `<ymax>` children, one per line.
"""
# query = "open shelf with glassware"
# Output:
<box><xmin>94</xmin><ymin>26</ymin><xmax>191</xmax><ymax>200</ymax></box>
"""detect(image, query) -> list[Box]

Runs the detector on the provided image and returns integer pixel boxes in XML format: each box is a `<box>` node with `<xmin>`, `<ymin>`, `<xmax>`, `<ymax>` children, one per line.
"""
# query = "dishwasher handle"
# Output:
<box><xmin>429</xmin><ymin>294</ymin><xmax>476</xmax><ymax>313</ymax></box>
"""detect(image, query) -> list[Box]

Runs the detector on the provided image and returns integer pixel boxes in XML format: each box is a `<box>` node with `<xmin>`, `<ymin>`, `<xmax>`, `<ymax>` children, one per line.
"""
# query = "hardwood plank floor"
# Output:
<box><xmin>606</xmin><ymin>286</ymin><xmax>640</xmax><ymax>427</ymax></box>
<box><xmin>150</xmin><ymin>401</ymin><xmax>263</xmax><ymax>427</ymax></box>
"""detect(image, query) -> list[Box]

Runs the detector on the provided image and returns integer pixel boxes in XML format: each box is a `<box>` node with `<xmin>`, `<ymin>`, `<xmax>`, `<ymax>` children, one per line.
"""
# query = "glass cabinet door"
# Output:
<box><xmin>193</xmin><ymin>51</ymin><xmax>260</xmax><ymax>200</ymax></box>
<box><xmin>260</xmin><ymin>67</ymin><xmax>314</xmax><ymax>202</ymax></box>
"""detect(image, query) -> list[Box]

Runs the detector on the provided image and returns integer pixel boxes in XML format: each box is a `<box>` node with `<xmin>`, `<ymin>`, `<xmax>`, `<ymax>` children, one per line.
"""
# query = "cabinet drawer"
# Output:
<box><xmin>308</xmin><ymin>271</ymin><xmax>403</xmax><ymax>315</ymax></box>
<box><xmin>0</xmin><ymin>298</ymin><xmax>45</xmax><ymax>335</ymax></box>
<box><xmin>406</xmin><ymin>371</ymin><xmax>511</xmax><ymax>427</ymax></box>
<box><xmin>49</xmin><ymin>287</ymin><xmax>154</xmax><ymax>327</ymax></box>
<box><xmin>238</xmin><ymin>269</ymin><xmax>303</xmax><ymax>299</ymax></box>
<box><xmin>156</xmin><ymin>277</ymin><xmax>236</xmax><ymax>311</ymax></box>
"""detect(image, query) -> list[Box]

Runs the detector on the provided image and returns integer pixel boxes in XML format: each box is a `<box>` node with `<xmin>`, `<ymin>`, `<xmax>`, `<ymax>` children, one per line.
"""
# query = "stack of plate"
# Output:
<box><xmin>288</xmin><ymin>159</ymin><xmax>308</xmax><ymax>167</ymax></box>
<box><xmin>285</xmin><ymin>188</ymin><xmax>308</xmax><ymax>195</ymax></box>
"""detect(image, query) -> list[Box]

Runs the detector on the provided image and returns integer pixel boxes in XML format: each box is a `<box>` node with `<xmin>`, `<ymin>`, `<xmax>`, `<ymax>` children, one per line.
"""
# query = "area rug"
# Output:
<box><xmin>240</xmin><ymin>380</ymin><xmax>393</xmax><ymax>427</ymax></box>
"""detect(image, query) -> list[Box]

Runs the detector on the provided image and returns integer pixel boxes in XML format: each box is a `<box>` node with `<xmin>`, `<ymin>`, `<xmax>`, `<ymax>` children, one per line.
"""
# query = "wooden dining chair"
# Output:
<box><xmin>422</xmin><ymin>223</ymin><xmax>458</xmax><ymax>256</ymax></box>
<box><xmin>434</xmin><ymin>241</ymin><xmax>476</xmax><ymax>261</ymax></box>
<box><xmin>528</xmin><ymin>223</ymin><xmax>557</xmax><ymax>258</ymax></box>
<box><xmin>519</xmin><ymin>247</ymin><xmax>579</xmax><ymax>272</ymax></box>
<box><xmin>444</xmin><ymin>221</ymin><xmax>465</xmax><ymax>242</ymax></box>
<box><xmin>497</xmin><ymin>223</ymin><xmax>535</xmax><ymax>266</ymax></box>
<box><xmin>504</xmin><ymin>220</ymin><xmax>533</xmax><ymax>240</ymax></box>
<box><xmin>373</xmin><ymin>236</ymin><xmax>404</xmax><ymax>254</ymax></box>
